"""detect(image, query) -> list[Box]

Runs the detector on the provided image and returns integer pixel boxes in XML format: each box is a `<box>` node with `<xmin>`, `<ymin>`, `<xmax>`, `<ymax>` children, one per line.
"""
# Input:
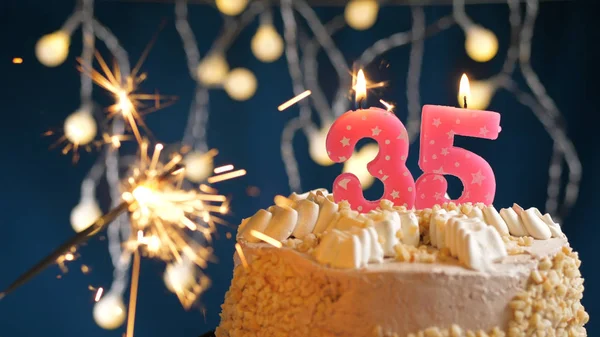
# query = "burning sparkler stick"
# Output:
<box><xmin>0</xmin><ymin>163</ymin><xmax>183</xmax><ymax>300</ymax></box>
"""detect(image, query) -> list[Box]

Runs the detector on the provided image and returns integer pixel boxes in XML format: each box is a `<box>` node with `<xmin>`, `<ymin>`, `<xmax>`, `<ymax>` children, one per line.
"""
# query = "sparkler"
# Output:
<box><xmin>77</xmin><ymin>52</ymin><xmax>177</xmax><ymax>146</ymax></box>
<box><xmin>121</xmin><ymin>140</ymin><xmax>229</xmax><ymax>268</ymax></box>
<box><xmin>0</xmin><ymin>162</ymin><xmax>180</xmax><ymax>300</ymax></box>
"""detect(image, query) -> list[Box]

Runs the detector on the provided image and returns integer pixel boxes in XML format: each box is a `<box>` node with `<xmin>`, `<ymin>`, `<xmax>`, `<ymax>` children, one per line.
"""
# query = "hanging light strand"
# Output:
<box><xmin>80</xmin><ymin>0</ymin><xmax>95</xmax><ymax>108</ymax></box>
<box><xmin>518</xmin><ymin>0</ymin><xmax>580</xmax><ymax>221</ymax></box>
<box><xmin>405</xmin><ymin>6</ymin><xmax>425</xmax><ymax>143</ymax></box>
<box><xmin>293</xmin><ymin>0</ymin><xmax>351</xmax><ymax>117</ymax></box>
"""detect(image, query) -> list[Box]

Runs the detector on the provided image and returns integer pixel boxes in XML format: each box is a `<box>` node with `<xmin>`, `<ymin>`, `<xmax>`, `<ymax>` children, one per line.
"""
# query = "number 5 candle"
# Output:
<box><xmin>415</xmin><ymin>74</ymin><xmax>501</xmax><ymax>209</ymax></box>
<box><xmin>326</xmin><ymin>70</ymin><xmax>415</xmax><ymax>212</ymax></box>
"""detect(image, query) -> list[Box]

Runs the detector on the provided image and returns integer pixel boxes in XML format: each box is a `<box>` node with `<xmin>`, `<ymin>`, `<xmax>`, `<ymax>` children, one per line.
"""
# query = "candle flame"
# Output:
<box><xmin>459</xmin><ymin>73</ymin><xmax>471</xmax><ymax>108</ymax></box>
<box><xmin>355</xmin><ymin>69</ymin><xmax>367</xmax><ymax>105</ymax></box>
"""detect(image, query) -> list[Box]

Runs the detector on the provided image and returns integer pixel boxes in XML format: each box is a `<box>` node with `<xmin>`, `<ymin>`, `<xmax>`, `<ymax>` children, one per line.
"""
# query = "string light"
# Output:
<box><xmin>224</xmin><ymin>68</ymin><xmax>257</xmax><ymax>101</ymax></box>
<box><xmin>465</xmin><ymin>25</ymin><xmax>499</xmax><ymax>62</ymax></box>
<box><xmin>12</xmin><ymin>57</ymin><xmax>23</xmax><ymax>64</ymax></box>
<box><xmin>93</xmin><ymin>292</ymin><xmax>126</xmax><ymax>330</ymax></box>
<box><xmin>70</xmin><ymin>199</ymin><xmax>102</xmax><ymax>233</ymax></box>
<box><xmin>251</xmin><ymin>24</ymin><xmax>284</xmax><ymax>63</ymax></box>
<box><xmin>63</xmin><ymin>109</ymin><xmax>97</xmax><ymax>146</ymax></box>
<box><xmin>215</xmin><ymin>0</ymin><xmax>248</xmax><ymax>16</ymax></box>
<box><xmin>184</xmin><ymin>151</ymin><xmax>215</xmax><ymax>183</ymax></box>
<box><xmin>35</xmin><ymin>31</ymin><xmax>70</xmax><ymax>67</ymax></box>
<box><xmin>344</xmin><ymin>0</ymin><xmax>379</xmax><ymax>31</ymax></box>
<box><xmin>342</xmin><ymin>143</ymin><xmax>379</xmax><ymax>190</ymax></box>
<box><xmin>308</xmin><ymin>125</ymin><xmax>335</xmax><ymax>166</ymax></box>
<box><xmin>196</xmin><ymin>54</ymin><xmax>229</xmax><ymax>86</ymax></box>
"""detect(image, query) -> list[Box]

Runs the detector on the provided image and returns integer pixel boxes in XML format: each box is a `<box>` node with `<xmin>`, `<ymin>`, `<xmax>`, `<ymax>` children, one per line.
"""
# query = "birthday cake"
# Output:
<box><xmin>215</xmin><ymin>189</ymin><xmax>587</xmax><ymax>337</ymax></box>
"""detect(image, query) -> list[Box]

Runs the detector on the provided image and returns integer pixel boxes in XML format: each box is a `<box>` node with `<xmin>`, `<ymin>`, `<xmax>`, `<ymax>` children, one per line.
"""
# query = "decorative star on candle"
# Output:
<box><xmin>326</xmin><ymin>70</ymin><xmax>415</xmax><ymax>212</ymax></box>
<box><xmin>414</xmin><ymin>74</ymin><xmax>501</xmax><ymax>209</ymax></box>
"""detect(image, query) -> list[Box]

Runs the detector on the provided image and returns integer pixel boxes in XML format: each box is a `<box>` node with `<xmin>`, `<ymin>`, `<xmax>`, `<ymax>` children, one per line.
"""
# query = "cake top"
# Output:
<box><xmin>236</xmin><ymin>189</ymin><xmax>565</xmax><ymax>272</ymax></box>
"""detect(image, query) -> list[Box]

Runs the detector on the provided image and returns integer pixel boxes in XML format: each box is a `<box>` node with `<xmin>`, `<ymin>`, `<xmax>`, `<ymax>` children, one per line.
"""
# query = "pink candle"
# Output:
<box><xmin>326</xmin><ymin>71</ymin><xmax>415</xmax><ymax>212</ymax></box>
<box><xmin>415</xmin><ymin>76</ymin><xmax>501</xmax><ymax>208</ymax></box>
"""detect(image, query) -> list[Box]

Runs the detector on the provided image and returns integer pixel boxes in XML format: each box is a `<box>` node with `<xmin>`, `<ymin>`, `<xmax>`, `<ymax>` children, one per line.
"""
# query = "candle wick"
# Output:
<box><xmin>463</xmin><ymin>95</ymin><xmax>468</xmax><ymax>109</ymax></box>
<box><xmin>357</xmin><ymin>98</ymin><xmax>365</xmax><ymax>110</ymax></box>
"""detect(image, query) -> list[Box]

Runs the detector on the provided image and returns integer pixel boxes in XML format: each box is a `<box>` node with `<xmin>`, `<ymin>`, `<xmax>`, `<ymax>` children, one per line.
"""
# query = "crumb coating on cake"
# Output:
<box><xmin>215</xmin><ymin>249</ymin><xmax>347</xmax><ymax>337</ymax></box>
<box><xmin>216</xmin><ymin>245</ymin><xmax>587</xmax><ymax>337</ymax></box>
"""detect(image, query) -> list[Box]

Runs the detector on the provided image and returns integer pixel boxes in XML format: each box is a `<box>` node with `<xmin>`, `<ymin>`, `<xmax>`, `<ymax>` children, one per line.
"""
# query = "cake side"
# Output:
<box><xmin>215</xmin><ymin>190</ymin><xmax>588</xmax><ymax>337</ymax></box>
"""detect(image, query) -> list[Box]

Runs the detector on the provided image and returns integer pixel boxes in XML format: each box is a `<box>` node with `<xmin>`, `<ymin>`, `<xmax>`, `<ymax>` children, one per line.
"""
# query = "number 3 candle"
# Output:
<box><xmin>326</xmin><ymin>70</ymin><xmax>416</xmax><ymax>212</ymax></box>
<box><xmin>415</xmin><ymin>74</ymin><xmax>501</xmax><ymax>209</ymax></box>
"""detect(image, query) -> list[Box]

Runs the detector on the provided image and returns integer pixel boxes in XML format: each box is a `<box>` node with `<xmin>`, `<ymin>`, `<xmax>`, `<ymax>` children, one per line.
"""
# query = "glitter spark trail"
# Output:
<box><xmin>121</xmin><ymin>141</ymin><xmax>229</xmax><ymax>268</ymax></box>
<box><xmin>77</xmin><ymin>52</ymin><xmax>177</xmax><ymax>145</ymax></box>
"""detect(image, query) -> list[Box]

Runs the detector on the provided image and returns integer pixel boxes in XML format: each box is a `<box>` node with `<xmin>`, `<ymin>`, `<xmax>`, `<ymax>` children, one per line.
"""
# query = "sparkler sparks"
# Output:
<box><xmin>278</xmin><ymin>90</ymin><xmax>312</xmax><ymax>111</ymax></box>
<box><xmin>77</xmin><ymin>52</ymin><xmax>177</xmax><ymax>146</ymax></box>
<box><xmin>94</xmin><ymin>287</ymin><xmax>104</xmax><ymax>302</ymax></box>
<box><xmin>214</xmin><ymin>164</ymin><xmax>234</xmax><ymax>174</ymax></box>
<box><xmin>249</xmin><ymin>230</ymin><xmax>282</xmax><ymax>248</ymax></box>
<box><xmin>120</xmin><ymin>141</ymin><xmax>225</xmax><ymax>270</ymax></box>
<box><xmin>379</xmin><ymin>99</ymin><xmax>395</xmax><ymax>112</ymax></box>
<box><xmin>234</xmin><ymin>243</ymin><xmax>249</xmax><ymax>270</ymax></box>
<box><xmin>207</xmin><ymin>169</ymin><xmax>247</xmax><ymax>184</ymax></box>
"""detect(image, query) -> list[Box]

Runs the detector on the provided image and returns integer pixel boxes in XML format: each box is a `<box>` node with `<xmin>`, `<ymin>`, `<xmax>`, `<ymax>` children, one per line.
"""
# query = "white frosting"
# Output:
<box><xmin>313</xmin><ymin>195</ymin><xmax>338</xmax><ymax>234</ymax></box>
<box><xmin>238</xmin><ymin>209</ymin><xmax>272</xmax><ymax>243</ymax></box>
<box><xmin>446</xmin><ymin>217</ymin><xmax>507</xmax><ymax>271</ymax></box>
<box><xmin>482</xmin><ymin>205</ymin><xmax>510</xmax><ymax>235</ymax></box>
<box><xmin>263</xmin><ymin>206</ymin><xmax>298</xmax><ymax>241</ymax></box>
<box><xmin>292</xmin><ymin>199</ymin><xmax>319</xmax><ymax>238</ymax></box>
<box><xmin>430</xmin><ymin>210</ymin><xmax>460</xmax><ymax>249</ymax></box>
<box><xmin>520</xmin><ymin>207</ymin><xmax>551</xmax><ymax>239</ymax></box>
<box><xmin>314</xmin><ymin>227</ymin><xmax>383</xmax><ymax>269</ymax></box>
<box><xmin>237</xmin><ymin>189</ymin><xmax>563</xmax><ymax>273</ymax></box>
<box><xmin>467</xmin><ymin>206</ymin><xmax>484</xmax><ymax>221</ymax></box>
<box><xmin>372</xmin><ymin>210</ymin><xmax>400</xmax><ymax>257</ymax></box>
<box><xmin>498</xmin><ymin>204</ymin><xmax>562</xmax><ymax>239</ymax></box>
<box><xmin>500</xmin><ymin>206</ymin><xmax>529</xmax><ymax>236</ymax></box>
<box><xmin>398</xmin><ymin>211</ymin><xmax>419</xmax><ymax>247</ymax></box>
<box><xmin>314</xmin><ymin>229</ymin><xmax>361</xmax><ymax>269</ymax></box>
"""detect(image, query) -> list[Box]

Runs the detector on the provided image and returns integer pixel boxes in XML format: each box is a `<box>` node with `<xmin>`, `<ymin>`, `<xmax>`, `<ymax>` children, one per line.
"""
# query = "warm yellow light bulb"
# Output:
<box><xmin>36</xmin><ymin>31</ymin><xmax>70</xmax><ymax>67</ymax></box>
<box><xmin>343</xmin><ymin>143</ymin><xmax>379</xmax><ymax>190</ymax></box>
<box><xmin>458</xmin><ymin>78</ymin><xmax>497</xmax><ymax>110</ymax></box>
<box><xmin>70</xmin><ymin>200</ymin><xmax>102</xmax><ymax>233</ymax></box>
<box><xmin>309</xmin><ymin>125</ymin><xmax>335</xmax><ymax>166</ymax></box>
<box><xmin>64</xmin><ymin>109</ymin><xmax>97</xmax><ymax>145</ymax></box>
<box><xmin>215</xmin><ymin>0</ymin><xmax>248</xmax><ymax>16</ymax></box>
<box><xmin>251</xmin><ymin>25</ymin><xmax>284</xmax><ymax>63</ymax></box>
<box><xmin>224</xmin><ymin>68</ymin><xmax>257</xmax><ymax>101</ymax></box>
<box><xmin>345</xmin><ymin>0</ymin><xmax>379</xmax><ymax>31</ymax></box>
<box><xmin>93</xmin><ymin>293</ymin><xmax>126</xmax><ymax>330</ymax></box>
<box><xmin>184</xmin><ymin>152</ymin><xmax>214</xmax><ymax>183</ymax></box>
<box><xmin>197</xmin><ymin>54</ymin><xmax>229</xmax><ymax>86</ymax></box>
<box><xmin>465</xmin><ymin>25</ymin><xmax>499</xmax><ymax>63</ymax></box>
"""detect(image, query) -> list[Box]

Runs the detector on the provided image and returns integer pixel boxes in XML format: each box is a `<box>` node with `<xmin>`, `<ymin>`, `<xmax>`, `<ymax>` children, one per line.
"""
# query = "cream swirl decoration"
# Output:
<box><xmin>236</xmin><ymin>189</ymin><xmax>563</xmax><ymax>271</ymax></box>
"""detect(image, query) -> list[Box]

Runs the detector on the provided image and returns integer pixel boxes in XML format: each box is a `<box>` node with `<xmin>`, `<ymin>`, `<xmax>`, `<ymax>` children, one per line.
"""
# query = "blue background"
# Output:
<box><xmin>0</xmin><ymin>1</ymin><xmax>597</xmax><ymax>336</ymax></box>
